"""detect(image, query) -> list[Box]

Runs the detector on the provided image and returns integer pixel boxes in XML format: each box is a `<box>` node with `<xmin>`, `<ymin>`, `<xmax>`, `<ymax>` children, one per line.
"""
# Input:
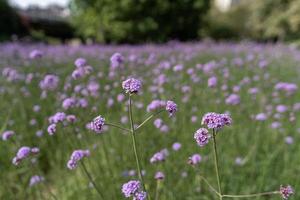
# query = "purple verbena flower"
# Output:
<box><xmin>2</xmin><ymin>130</ymin><xmax>14</xmax><ymax>141</ymax></box>
<box><xmin>147</xmin><ymin>100</ymin><xmax>166</xmax><ymax>112</ymax></box>
<box><xmin>134</xmin><ymin>191</ymin><xmax>147</xmax><ymax>200</ymax></box>
<box><xmin>110</xmin><ymin>53</ymin><xmax>124</xmax><ymax>69</ymax></box>
<box><xmin>166</xmin><ymin>100</ymin><xmax>177</xmax><ymax>116</ymax></box>
<box><xmin>29</xmin><ymin>175</ymin><xmax>45</xmax><ymax>186</ymax></box>
<box><xmin>90</xmin><ymin>116</ymin><xmax>105</xmax><ymax>134</ymax></box>
<box><xmin>47</xmin><ymin>124</ymin><xmax>56</xmax><ymax>135</ymax></box>
<box><xmin>67</xmin><ymin>149</ymin><xmax>90</xmax><ymax>170</ymax></box>
<box><xmin>280</xmin><ymin>185</ymin><xmax>294</xmax><ymax>199</ymax></box>
<box><xmin>201</xmin><ymin>112</ymin><xmax>232</xmax><ymax>130</ymax></box>
<box><xmin>74</xmin><ymin>58</ymin><xmax>87</xmax><ymax>68</ymax></box>
<box><xmin>154</xmin><ymin>171</ymin><xmax>165</xmax><ymax>180</ymax></box>
<box><xmin>122</xmin><ymin>78</ymin><xmax>142</xmax><ymax>94</ymax></box>
<box><xmin>194</xmin><ymin>128</ymin><xmax>211</xmax><ymax>147</ymax></box>
<box><xmin>188</xmin><ymin>154</ymin><xmax>202</xmax><ymax>165</ymax></box>
<box><xmin>122</xmin><ymin>180</ymin><xmax>141</xmax><ymax>198</ymax></box>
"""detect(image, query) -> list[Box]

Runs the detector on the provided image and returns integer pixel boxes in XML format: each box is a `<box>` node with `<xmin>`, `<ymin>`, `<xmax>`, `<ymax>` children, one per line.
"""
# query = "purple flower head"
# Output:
<box><xmin>275</xmin><ymin>82</ymin><xmax>297</xmax><ymax>94</ymax></box>
<box><xmin>110</xmin><ymin>53</ymin><xmax>124</xmax><ymax>69</ymax></box>
<box><xmin>47</xmin><ymin>124</ymin><xmax>56</xmax><ymax>135</ymax></box>
<box><xmin>201</xmin><ymin>112</ymin><xmax>232</xmax><ymax>130</ymax></box>
<box><xmin>122</xmin><ymin>180</ymin><xmax>141</xmax><ymax>198</ymax></box>
<box><xmin>29</xmin><ymin>175</ymin><xmax>44</xmax><ymax>186</ymax></box>
<box><xmin>74</xmin><ymin>58</ymin><xmax>87</xmax><ymax>68</ymax></box>
<box><xmin>29</xmin><ymin>50</ymin><xmax>43</xmax><ymax>59</ymax></box>
<box><xmin>150</xmin><ymin>149</ymin><xmax>168</xmax><ymax>164</ymax></box>
<box><xmin>153</xmin><ymin>118</ymin><xmax>163</xmax><ymax>128</ymax></box>
<box><xmin>166</xmin><ymin>100</ymin><xmax>177</xmax><ymax>116</ymax></box>
<box><xmin>122</xmin><ymin>78</ymin><xmax>142</xmax><ymax>94</ymax></box>
<box><xmin>280</xmin><ymin>185</ymin><xmax>294</xmax><ymax>199</ymax></box>
<box><xmin>12</xmin><ymin>146</ymin><xmax>39</xmax><ymax>166</ymax></box>
<box><xmin>31</xmin><ymin>147</ymin><xmax>40</xmax><ymax>154</ymax></box>
<box><xmin>188</xmin><ymin>154</ymin><xmax>202</xmax><ymax>165</ymax></box>
<box><xmin>17</xmin><ymin>146</ymin><xmax>31</xmax><ymax>159</ymax></box>
<box><xmin>2</xmin><ymin>130</ymin><xmax>14</xmax><ymax>141</ymax></box>
<box><xmin>147</xmin><ymin>100</ymin><xmax>166</xmax><ymax>112</ymax></box>
<box><xmin>90</xmin><ymin>116</ymin><xmax>105</xmax><ymax>134</ymax></box>
<box><xmin>70</xmin><ymin>149</ymin><xmax>90</xmax><ymax>161</ymax></box>
<box><xmin>72</xmin><ymin>68</ymin><xmax>85</xmax><ymax>79</ymax></box>
<box><xmin>49</xmin><ymin>112</ymin><xmax>66</xmax><ymax>124</ymax></box>
<box><xmin>67</xmin><ymin>149</ymin><xmax>90</xmax><ymax>170</ymax></box>
<box><xmin>276</xmin><ymin>105</ymin><xmax>288</xmax><ymax>113</ymax></box>
<box><xmin>62</xmin><ymin>98</ymin><xmax>76</xmax><ymax>110</ymax></box>
<box><xmin>154</xmin><ymin>171</ymin><xmax>165</xmax><ymax>180</ymax></box>
<box><xmin>285</xmin><ymin>136</ymin><xmax>294</xmax><ymax>145</ymax></box>
<box><xmin>134</xmin><ymin>191</ymin><xmax>147</xmax><ymax>200</ymax></box>
<box><xmin>150</xmin><ymin>152</ymin><xmax>165</xmax><ymax>164</ymax></box>
<box><xmin>66</xmin><ymin>115</ymin><xmax>76</xmax><ymax>123</ymax></box>
<box><xmin>39</xmin><ymin>74</ymin><xmax>59</xmax><ymax>91</ymax></box>
<box><xmin>255</xmin><ymin>113</ymin><xmax>267</xmax><ymax>121</ymax></box>
<box><xmin>172</xmin><ymin>142</ymin><xmax>182</xmax><ymax>151</ymax></box>
<box><xmin>225</xmin><ymin>94</ymin><xmax>240</xmax><ymax>105</ymax></box>
<box><xmin>194</xmin><ymin>128</ymin><xmax>211</xmax><ymax>147</ymax></box>
<box><xmin>67</xmin><ymin>159</ymin><xmax>77</xmax><ymax>170</ymax></box>
<box><xmin>208</xmin><ymin>76</ymin><xmax>217</xmax><ymax>88</ymax></box>
<box><xmin>117</xmin><ymin>94</ymin><xmax>125</xmax><ymax>102</ymax></box>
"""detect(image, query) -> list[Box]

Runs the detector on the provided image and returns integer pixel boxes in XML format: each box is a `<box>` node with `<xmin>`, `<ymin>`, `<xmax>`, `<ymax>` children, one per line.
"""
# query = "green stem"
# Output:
<box><xmin>154</xmin><ymin>180</ymin><xmax>160</xmax><ymax>200</ymax></box>
<box><xmin>135</xmin><ymin>110</ymin><xmax>164</xmax><ymax>131</ymax></box>
<box><xmin>199</xmin><ymin>175</ymin><xmax>221</xmax><ymax>197</ymax></box>
<box><xmin>212</xmin><ymin>129</ymin><xmax>222</xmax><ymax>200</ymax></box>
<box><xmin>222</xmin><ymin>191</ymin><xmax>279</xmax><ymax>198</ymax></box>
<box><xmin>105</xmin><ymin>122</ymin><xmax>131</xmax><ymax>132</ymax></box>
<box><xmin>80</xmin><ymin>161</ymin><xmax>104</xmax><ymax>200</ymax></box>
<box><xmin>128</xmin><ymin>95</ymin><xmax>149</xmax><ymax>199</ymax></box>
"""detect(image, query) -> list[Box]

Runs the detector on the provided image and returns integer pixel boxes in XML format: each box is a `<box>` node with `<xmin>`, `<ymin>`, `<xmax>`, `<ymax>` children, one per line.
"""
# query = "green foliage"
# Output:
<box><xmin>249</xmin><ymin>0</ymin><xmax>300</xmax><ymax>41</ymax></box>
<box><xmin>70</xmin><ymin>0</ymin><xmax>211</xmax><ymax>43</ymax></box>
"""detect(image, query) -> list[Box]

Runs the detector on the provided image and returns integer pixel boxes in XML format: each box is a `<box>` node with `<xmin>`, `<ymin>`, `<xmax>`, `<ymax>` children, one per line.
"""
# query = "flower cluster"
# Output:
<box><xmin>67</xmin><ymin>149</ymin><xmax>90</xmax><ymax>170</ymax></box>
<box><xmin>72</xmin><ymin>58</ymin><xmax>93</xmax><ymax>79</ymax></box>
<box><xmin>2</xmin><ymin>130</ymin><xmax>14</xmax><ymax>141</ymax></box>
<box><xmin>280</xmin><ymin>185</ymin><xmax>294</xmax><ymax>199</ymax></box>
<box><xmin>110</xmin><ymin>53</ymin><xmax>124</xmax><ymax>69</ymax></box>
<box><xmin>188</xmin><ymin>154</ymin><xmax>202</xmax><ymax>165</ymax></box>
<box><xmin>29</xmin><ymin>175</ymin><xmax>45</xmax><ymax>187</ymax></box>
<box><xmin>29</xmin><ymin>49</ymin><xmax>43</xmax><ymax>59</ymax></box>
<box><xmin>201</xmin><ymin>112</ymin><xmax>232</xmax><ymax>130</ymax></box>
<box><xmin>146</xmin><ymin>100</ymin><xmax>166</xmax><ymax>112</ymax></box>
<box><xmin>12</xmin><ymin>146</ymin><xmax>40</xmax><ymax>166</ymax></box>
<box><xmin>39</xmin><ymin>74</ymin><xmax>59</xmax><ymax>91</ymax></box>
<box><xmin>194</xmin><ymin>128</ymin><xmax>211</xmax><ymax>147</ymax></box>
<box><xmin>150</xmin><ymin>149</ymin><xmax>169</xmax><ymax>163</ymax></box>
<box><xmin>90</xmin><ymin>115</ymin><xmax>105</xmax><ymax>134</ymax></box>
<box><xmin>122</xmin><ymin>180</ymin><xmax>146</xmax><ymax>200</ymax></box>
<box><xmin>47</xmin><ymin>112</ymin><xmax>76</xmax><ymax>135</ymax></box>
<box><xmin>122</xmin><ymin>78</ymin><xmax>142</xmax><ymax>94</ymax></box>
<box><xmin>166</xmin><ymin>101</ymin><xmax>177</xmax><ymax>116</ymax></box>
<box><xmin>154</xmin><ymin>171</ymin><xmax>165</xmax><ymax>180</ymax></box>
<box><xmin>275</xmin><ymin>82</ymin><xmax>298</xmax><ymax>94</ymax></box>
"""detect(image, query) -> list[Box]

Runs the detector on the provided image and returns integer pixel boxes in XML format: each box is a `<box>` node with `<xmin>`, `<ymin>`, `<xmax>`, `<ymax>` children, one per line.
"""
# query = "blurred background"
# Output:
<box><xmin>2</xmin><ymin>0</ymin><xmax>300</xmax><ymax>45</ymax></box>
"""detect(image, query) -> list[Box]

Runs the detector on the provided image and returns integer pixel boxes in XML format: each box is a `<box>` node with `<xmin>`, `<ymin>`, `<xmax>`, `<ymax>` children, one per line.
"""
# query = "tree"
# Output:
<box><xmin>0</xmin><ymin>0</ymin><xmax>26</xmax><ymax>41</ymax></box>
<box><xmin>70</xmin><ymin>0</ymin><xmax>211</xmax><ymax>43</ymax></box>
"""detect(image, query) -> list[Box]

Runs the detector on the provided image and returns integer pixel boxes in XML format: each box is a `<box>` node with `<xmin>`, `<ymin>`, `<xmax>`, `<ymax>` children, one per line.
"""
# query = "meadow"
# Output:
<box><xmin>0</xmin><ymin>41</ymin><xmax>299</xmax><ymax>200</ymax></box>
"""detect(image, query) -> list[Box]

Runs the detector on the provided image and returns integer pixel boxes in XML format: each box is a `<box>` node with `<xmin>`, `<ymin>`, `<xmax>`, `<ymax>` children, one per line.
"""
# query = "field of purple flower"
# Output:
<box><xmin>0</xmin><ymin>42</ymin><xmax>299</xmax><ymax>199</ymax></box>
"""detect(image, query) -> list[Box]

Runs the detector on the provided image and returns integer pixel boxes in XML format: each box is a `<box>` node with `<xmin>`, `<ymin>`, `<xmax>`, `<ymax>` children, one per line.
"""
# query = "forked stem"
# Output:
<box><xmin>212</xmin><ymin>129</ymin><xmax>222</xmax><ymax>200</ymax></box>
<box><xmin>135</xmin><ymin>110</ymin><xmax>164</xmax><ymax>131</ymax></box>
<box><xmin>105</xmin><ymin>122</ymin><xmax>131</xmax><ymax>132</ymax></box>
